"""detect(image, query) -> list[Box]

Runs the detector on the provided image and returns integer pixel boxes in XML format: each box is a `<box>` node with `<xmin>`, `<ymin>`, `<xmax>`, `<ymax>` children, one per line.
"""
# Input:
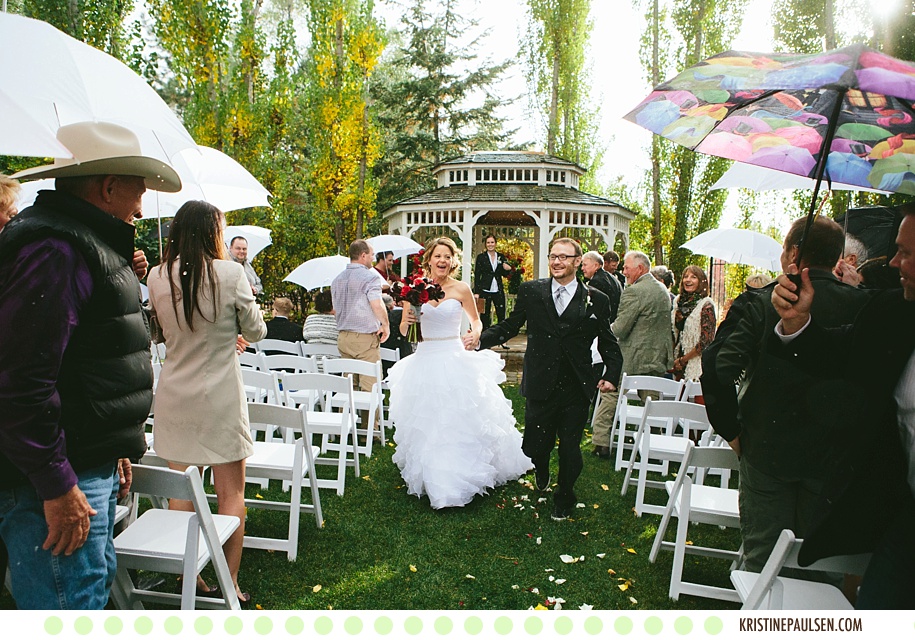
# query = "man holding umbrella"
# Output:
<box><xmin>705</xmin><ymin>215</ymin><xmax>872</xmax><ymax>573</ymax></box>
<box><xmin>0</xmin><ymin>122</ymin><xmax>180</xmax><ymax>609</ymax></box>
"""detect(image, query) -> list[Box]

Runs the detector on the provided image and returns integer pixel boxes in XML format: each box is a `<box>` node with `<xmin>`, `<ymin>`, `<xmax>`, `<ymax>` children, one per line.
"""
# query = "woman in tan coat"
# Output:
<box><xmin>148</xmin><ymin>200</ymin><xmax>267</xmax><ymax>605</ymax></box>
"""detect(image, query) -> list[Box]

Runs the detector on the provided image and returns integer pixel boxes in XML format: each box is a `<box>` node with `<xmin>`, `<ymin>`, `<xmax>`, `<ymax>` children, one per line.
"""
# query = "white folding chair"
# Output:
<box><xmin>621</xmin><ymin>399</ymin><xmax>711</xmax><ymax>517</ymax></box>
<box><xmin>241</xmin><ymin>367</ymin><xmax>283</xmax><ymax>406</ymax></box>
<box><xmin>322</xmin><ymin>357</ymin><xmax>384</xmax><ymax>458</ymax></box>
<box><xmin>378</xmin><ymin>347</ymin><xmax>400</xmax><ymax>444</ymax></box>
<box><xmin>611</xmin><ymin>374</ymin><xmax>685</xmax><ymax>471</ymax></box>
<box><xmin>111</xmin><ymin>465</ymin><xmax>240</xmax><ymax>610</ymax></box>
<box><xmin>238</xmin><ymin>350</ymin><xmax>266</xmax><ymax>370</ymax></box>
<box><xmin>254</xmin><ymin>339</ymin><xmax>303</xmax><ymax>356</ymax></box>
<box><xmin>299</xmin><ymin>342</ymin><xmax>340</xmax><ymax>373</ymax></box>
<box><xmin>649</xmin><ymin>441</ymin><xmax>743</xmax><ymax>602</ymax></box>
<box><xmin>260</xmin><ymin>354</ymin><xmax>318</xmax><ymax>375</ymax></box>
<box><xmin>731</xmin><ymin>529</ymin><xmax>871</xmax><ymax>610</ymax></box>
<box><xmin>235</xmin><ymin>403</ymin><xmax>324</xmax><ymax>561</ymax></box>
<box><xmin>150</xmin><ymin>342</ymin><xmax>166</xmax><ymax>364</ymax></box>
<box><xmin>281</xmin><ymin>372</ymin><xmax>360</xmax><ymax>496</ymax></box>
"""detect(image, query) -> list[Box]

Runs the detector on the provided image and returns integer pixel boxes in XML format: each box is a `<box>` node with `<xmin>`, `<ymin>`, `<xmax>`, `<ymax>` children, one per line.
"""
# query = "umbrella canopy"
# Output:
<box><xmin>365</xmin><ymin>234</ymin><xmax>424</xmax><ymax>259</ymax></box>
<box><xmin>0</xmin><ymin>13</ymin><xmax>196</xmax><ymax>161</ymax></box>
<box><xmin>224</xmin><ymin>225</ymin><xmax>272</xmax><ymax>261</ymax></box>
<box><xmin>284</xmin><ymin>256</ymin><xmax>350</xmax><ymax>290</ymax></box>
<box><xmin>625</xmin><ymin>44</ymin><xmax>915</xmax><ymax>196</ymax></box>
<box><xmin>681</xmin><ymin>228</ymin><xmax>783</xmax><ymax>272</ymax></box>
<box><xmin>711</xmin><ymin>162</ymin><xmax>891</xmax><ymax>193</ymax></box>
<box><xmin>16</xmin><ymin>146</ymin><xmax>270</xmax><ymax>218</ymax></box>
<box><xmin>0</xmin><ymin>90</ymin><xmax>73</xmax><ymax>158</ymax></box>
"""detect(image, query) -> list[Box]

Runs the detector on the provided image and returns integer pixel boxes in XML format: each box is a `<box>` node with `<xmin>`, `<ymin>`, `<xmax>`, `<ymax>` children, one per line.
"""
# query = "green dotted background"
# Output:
<box><xmin>33</xmin><ymin>613</ymin><xmax>733</xmax><ymax>638</ymax></box>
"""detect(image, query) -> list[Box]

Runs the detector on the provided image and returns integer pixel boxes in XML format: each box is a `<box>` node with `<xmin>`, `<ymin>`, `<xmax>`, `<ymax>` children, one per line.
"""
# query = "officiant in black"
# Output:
<box><xmin>478</xmin><ymin>237</ymin><xmax>622</xmax><ymax>522</ymax></box>
<box><xmin>473</xmin><ymin>234</ymin><xmax>513</xmax><ymax>330</ymax></box>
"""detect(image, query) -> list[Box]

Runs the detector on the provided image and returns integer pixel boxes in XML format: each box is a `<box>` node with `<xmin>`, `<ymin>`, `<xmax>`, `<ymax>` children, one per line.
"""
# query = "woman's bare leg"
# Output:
<box><xmin>211</xmin><ymin>459</ymin><xmax>247</xmax><ymax>599</ymax></box>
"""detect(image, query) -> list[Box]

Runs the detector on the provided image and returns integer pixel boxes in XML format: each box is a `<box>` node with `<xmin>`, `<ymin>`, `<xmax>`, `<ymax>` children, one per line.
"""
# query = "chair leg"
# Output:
<box><xmin>181</xmin><ymin>520</ymin><xmax>200</xmax><ymax>610</ymax></box>
<box><xmin>288</xmin><ymin>443</ymin><xmax>303</xmax><ymax>562</ymax></box>
<box><xmin>668</xmin><ymin>480</ymin><xmax>692</xmax><ymax>601</ymax></box>
<box><xmin>634</xmin><ymin>451</ymin><xmax>649</xmax><ymax>517</ymax></box>
<box><xmin>650</xmin><ymin>488</ymin><xmax>676</xmax><ymax>563</ymax></box>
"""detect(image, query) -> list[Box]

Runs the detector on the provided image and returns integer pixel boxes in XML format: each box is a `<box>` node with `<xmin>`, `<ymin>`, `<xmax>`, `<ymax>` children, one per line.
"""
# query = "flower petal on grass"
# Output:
<box><xmin>536</xmin><ymin>537</ymin><xmax>542</xmax><ymax>545</ymax></box>
<box><xmin>534</xmin><ymin>603</ymin><xmax>548</xmax><ymax>610</ymax></box>
<box><xmin>575</xmin><ymin>502</ymin><xmax>586</xmax><ymax>508</ymax></box>
<box><xmin>555</xmin><ymin>578</ymin><xmax>566</xmax><ymax>585</ymax></box>
<box><xmin>255</xmin><ymin>493</ymin><xmax>264</xmax><ymax>499</ymax></box>
<box><xmin>626</xmin><ymin>548</ymin><xmax>637</xmax><ymax>554</ymax></box>
<box><xmin>580</xmin><ymin>531</ymin><xmax>588</xmax><ymax>536</ymax></box>
<box><xmin>313</xmin><ymin>585</ymin><xmax>322</xmax><ymax>593</ymax></box>
<box><xmin>579</xmin><ymin>603</ymin><xmax>593</xmax><ymax>610</ymax></box>
<box><xmin>559</xmin><ymin>554</ymin><xmax>576</xmax><ymax>563</ymax></box>
<box><xmin>465</xmin><ymin>575</ymin><xmax>476</xmax><ymax>580</ymax></box>
<box><xmin>409</xmin><ymin>565</ymin><xmax>417</xmax><ymax>572</ymax></box>
<box><xmin>629</xmin><ymin>596</ymin><xmax>638</xmax><ymax>605</ymax></box>
<box><xmin>607</xmin><ymin>568</ymin><xmax>616</xmax><ymax>576</ymax></box>
<box><xmin>549</xmin><ymin>575</ymin><xmax>555</xmax><ymax>582</ymax></box>
<box><xmin>601</xmin><ymin>484</ymin><xmax>609</xmax><ymax>491</ymax></box>
<box><xmin>596</xmin><ymin>553</ymin><xmax>606</xmax><ymax>558</ymax></box>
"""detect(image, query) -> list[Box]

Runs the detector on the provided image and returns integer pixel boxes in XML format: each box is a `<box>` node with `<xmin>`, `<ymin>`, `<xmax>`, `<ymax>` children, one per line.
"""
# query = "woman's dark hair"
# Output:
<box><xmin>314</xmin><ymin>289</ymin><xmax>334</xmax><ymax>314</ymax></box>
<box><xmin>162</xmin><ymin>200</ymin><xmax>227</xmax><ymax>330</ymax></box>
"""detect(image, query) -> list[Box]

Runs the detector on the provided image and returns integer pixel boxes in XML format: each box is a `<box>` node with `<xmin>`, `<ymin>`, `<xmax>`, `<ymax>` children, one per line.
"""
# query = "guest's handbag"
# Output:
<box><xmin>475</xmin><ymin>296</ymin><xmax>486</xmax><ymax>315</ymax></box>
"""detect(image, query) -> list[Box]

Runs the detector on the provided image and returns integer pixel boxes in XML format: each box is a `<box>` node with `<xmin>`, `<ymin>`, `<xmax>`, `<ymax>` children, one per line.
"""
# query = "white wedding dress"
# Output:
<box><xmin>388</xmin><ymin>298</ymin><xmax>532</xmax><ymax>509</ymax></box>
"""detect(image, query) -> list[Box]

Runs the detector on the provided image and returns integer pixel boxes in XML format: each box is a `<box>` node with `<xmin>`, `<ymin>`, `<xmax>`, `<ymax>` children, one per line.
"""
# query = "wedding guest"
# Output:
<box><xmin>745</xmin><ymin>273</ymin><xmax>773</xmax><ymax>289</ymax></box>
<box><xmin>670</xmin><ymin>265</ymin><xmax>715</xmax><ymax>383</ymax></box>
<box><xmin>374</xmin><ymin>251</ymin><xmax>401</xmax><ymax>285</ymax></box>
<box><xmin>705</xmin><ymin>215</ymin><xmax>872</xmax><ymax>572</ymax></box>
<box><xmin>472</xmin><ymin>234</ymin><xmax>513</xmax><ymax>331</ymax></box>
<box><xmin>590</xmin><ymin>251</ymin><xmax>673</xmax><ymax>459</ymax></box>
<box><xmin>603</xmin><ymin>249</ymin><xmax>626</xmax><ymax>289</ymax></box>
<box><xmin>767</xmin><ymin>205</ymin><xmax>915</xmax><ymax>609</ymax></box>
<box><xmin>302</xmin><ymin>290</ymin><xmax>339</xmax><ymax>345</ymax></box>
<box><xmin>0</xmin><ymin>121</ymin><xmax>171</xmax><ymax>609</ymax></box>
<box><xmin>265</xmin><ymin>297</ymin><xmax>303</xmax><ymax>343</ymax></box>
<box><xmin>229</xmin><ymin>236</ymin><xmax>263</xmax><ymax>297</ymax></box>
<box><xmin>650</xmin><ymin>264</ymin><xmax>675</xmax><ymax>305</ymax></box>
<box><xmin>148</xmin><ymin>200</ymin><xmax>267</xmax><ymax>606</ymax></box>
<box><xmin>581</xmin><ymin>250</ymin><xmax>620</xmax><ymax>321</ymax></box>
<box><xmin>479</xmin><ymin>238</ymin><xmax>622</xmax><ymax>520</ymax></box>
<box><xmin>0</xmin><ymin>175</ymin><xmax>20</xmax><ymax>232</ymax></box>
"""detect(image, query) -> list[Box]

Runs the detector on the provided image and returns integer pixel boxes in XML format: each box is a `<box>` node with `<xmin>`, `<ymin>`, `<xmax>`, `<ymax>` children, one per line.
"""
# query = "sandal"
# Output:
<box><xmin>237</xmin><ymin>592</ymin><xmax>252</xmax><ymax>608</ymax></box>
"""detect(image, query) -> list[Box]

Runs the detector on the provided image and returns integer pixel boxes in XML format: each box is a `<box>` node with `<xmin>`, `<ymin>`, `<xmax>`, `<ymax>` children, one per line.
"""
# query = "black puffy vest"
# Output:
<box><xmin>0</xmin><ymin>190</ymin><xmax>151</xmax><ymax>486</ymax></box>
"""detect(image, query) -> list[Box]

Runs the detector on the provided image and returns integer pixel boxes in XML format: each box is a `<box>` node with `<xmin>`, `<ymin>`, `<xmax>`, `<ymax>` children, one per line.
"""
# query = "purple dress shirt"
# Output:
<box><xmin>0</xmin><ymin>237</ymin><xmax>93</xmax><ymax>499</ymax></box>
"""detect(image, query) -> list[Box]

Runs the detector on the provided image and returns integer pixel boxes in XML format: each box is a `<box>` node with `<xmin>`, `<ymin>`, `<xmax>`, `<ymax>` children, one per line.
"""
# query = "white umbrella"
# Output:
<box><xmin>365</xmin><ymin>234</ymin><xmax>423</xmax><ymax>259</ymax></box>
<box><xmin>711</xmin><ymin>163</ymin><xmax>891</xmax><ymax>194</ymax></box>
<box><xmin>17</xmin><ymin>146</ymin><xmax>270</xmax><ymax>218</ymax></box>
<box><xmin>284</xmin><ymin>256</ymin><xmax>349</xmax><ymax>290</ymax></box>
<box><xmin>224</xmin><ymin>225</ymin><xmax>272</xmax><ymax>261</ymax></box>
<box><xmin>681</xmin><ymin>228</ymin><xmax>783</xmax><ymax>272</ymax></box>
<box><xmin>0</xmin><ymin>90</ymin><xmax>72</xmax><ymax>158</ymax></box>
<box><xmin>0</xmin><ymin>13</ymin><xmax>196</xmax><ymax>161</ymax></box>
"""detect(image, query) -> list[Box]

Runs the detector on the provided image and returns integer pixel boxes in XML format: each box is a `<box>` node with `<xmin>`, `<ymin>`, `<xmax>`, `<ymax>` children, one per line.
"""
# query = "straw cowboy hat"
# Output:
<box><xmin>12</xmin><ymin>121</ymin><xmax>182</xmax><ymax>192</ymax></box>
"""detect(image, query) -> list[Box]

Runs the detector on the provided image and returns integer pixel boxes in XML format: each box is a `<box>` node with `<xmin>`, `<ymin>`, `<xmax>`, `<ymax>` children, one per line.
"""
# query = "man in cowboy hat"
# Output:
<box><xmin>0</xmin><ymin>121</ymin><xmax>181</xmax><ymax>609</ymax></box>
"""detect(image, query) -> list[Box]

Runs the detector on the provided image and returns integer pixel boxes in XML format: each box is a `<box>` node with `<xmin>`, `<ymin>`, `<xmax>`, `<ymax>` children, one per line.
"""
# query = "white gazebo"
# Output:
<box><xmin>382</xmin><ymin>151</ymin><xmax>635</xmax><ymax>281</ymax></box>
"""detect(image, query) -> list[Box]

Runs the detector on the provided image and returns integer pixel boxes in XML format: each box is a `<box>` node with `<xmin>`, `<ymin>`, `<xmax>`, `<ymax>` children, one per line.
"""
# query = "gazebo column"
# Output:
<box><xmin>534</xmin><ymin>210</ymin><xmax>550</xmax><ymax>279</ymax></box>
<box><xmin>459</xmin><ymin>207</ymin><xmax>474</xmax><ymax>284</ymax></box>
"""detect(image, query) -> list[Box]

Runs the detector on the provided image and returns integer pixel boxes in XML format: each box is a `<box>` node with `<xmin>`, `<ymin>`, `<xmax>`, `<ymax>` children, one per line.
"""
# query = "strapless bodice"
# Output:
<box><xmin>420</xmin><ymin>298</ymin><xmax>462</xmax><ymax>340</ymax></box>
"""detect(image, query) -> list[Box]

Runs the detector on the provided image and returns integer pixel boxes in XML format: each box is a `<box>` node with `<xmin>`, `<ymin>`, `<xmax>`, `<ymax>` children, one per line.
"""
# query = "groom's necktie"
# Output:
<box><xmin>555</xmin><ymin>285</ymin><xmax>568</xmax><ymax>315</ymax></box>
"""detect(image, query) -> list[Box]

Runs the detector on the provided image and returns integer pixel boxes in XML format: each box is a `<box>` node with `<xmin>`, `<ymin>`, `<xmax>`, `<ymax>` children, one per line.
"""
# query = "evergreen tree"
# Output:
<box><xmin>371</xmin><ymin>0</ymin><xmax>512</xmax><ymax>212</ymax></box>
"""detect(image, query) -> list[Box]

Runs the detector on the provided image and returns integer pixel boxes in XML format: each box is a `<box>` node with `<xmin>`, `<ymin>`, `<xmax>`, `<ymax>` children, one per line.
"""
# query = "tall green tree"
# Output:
<box><xmin>371</xmin><ymin>0</ymin><xmax>512</xmax><ymax>212</ymax></box>
<box><xmin>522</xmin><ymin>0</ymin><xmax>602</xmax><ymax>192</ymax></box>
<box><xmin>21</xmin><ymin>0</ymin><xmax>135</xmax><ymax>57</ymax></box>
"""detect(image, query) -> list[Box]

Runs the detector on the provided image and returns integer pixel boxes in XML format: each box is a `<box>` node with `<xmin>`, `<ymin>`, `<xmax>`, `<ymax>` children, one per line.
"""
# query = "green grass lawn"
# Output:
<box><xmin>0</xmin><ymin>385</ymin><xmax>742</xmax><ymax>611</ymax></box>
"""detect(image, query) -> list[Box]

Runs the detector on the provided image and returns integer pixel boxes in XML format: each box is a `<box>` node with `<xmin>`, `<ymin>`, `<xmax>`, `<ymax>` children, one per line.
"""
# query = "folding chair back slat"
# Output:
<box><xmin>254</xmin><ymin>339</ymin><xmax>303</xmax><ymax>356</ymax></box>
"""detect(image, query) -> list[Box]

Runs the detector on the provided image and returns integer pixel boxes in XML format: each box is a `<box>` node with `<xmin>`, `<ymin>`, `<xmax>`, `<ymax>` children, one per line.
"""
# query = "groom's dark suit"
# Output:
<box><xmin>480</xmin><ymin>278</ymin><xmax>623</xmax><ymax>505</ymax></box>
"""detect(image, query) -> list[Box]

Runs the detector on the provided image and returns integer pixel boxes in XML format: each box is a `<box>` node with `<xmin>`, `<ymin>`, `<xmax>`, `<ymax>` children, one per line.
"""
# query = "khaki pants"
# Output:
<box><xmin>591</xmin><ymin>388</ymin><xmax>660</xmax><ymax>448</ymax></box>
<box><xmin>337</xmin><ymin>331</ymin><xmax>380</xmax><ymax>428</ymax></box>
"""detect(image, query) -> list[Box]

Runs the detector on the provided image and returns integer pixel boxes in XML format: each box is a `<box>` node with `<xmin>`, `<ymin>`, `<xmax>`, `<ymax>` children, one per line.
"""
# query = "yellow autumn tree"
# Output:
<box><xmin>304</xmin><ymin>0</ymin><xmax>384</xmax><ymax>252</ymax></box>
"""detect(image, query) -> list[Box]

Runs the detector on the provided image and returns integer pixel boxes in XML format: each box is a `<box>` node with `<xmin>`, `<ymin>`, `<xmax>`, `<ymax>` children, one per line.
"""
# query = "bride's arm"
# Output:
<box><xmin>399</xmin><ymin>302</ymin><xmax>417</xmax><ymax>336</ymax></box>
<box><xmin>456</xmin><ymin>282</ymin><xmax>482</xmax><ymax>350</ymax></box>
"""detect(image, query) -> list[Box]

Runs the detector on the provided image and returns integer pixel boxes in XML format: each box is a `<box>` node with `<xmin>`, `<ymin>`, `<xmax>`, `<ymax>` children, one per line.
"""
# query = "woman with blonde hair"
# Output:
<box><xmin>387</xmin><ymin>237</ymin><xmax>531</xmax><ymax>509</ymax></box>
<box><xmin>147</xmin><ymin>200</ymin><xmax>266</xmax><ymax>605</ymax></box>
<box><xmin>0</xmin><ymin>175</ymin><xmax>21</xmax><ymax>232</ymax></box>
<box><xmin>671</xmin><ymin>265</ymin><xmax>716</xmax><ymax>382</ymax></box>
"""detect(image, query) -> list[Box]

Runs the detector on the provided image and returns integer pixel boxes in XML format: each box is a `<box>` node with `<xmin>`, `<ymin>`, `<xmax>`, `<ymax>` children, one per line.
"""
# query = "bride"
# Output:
<box><xmin>387</xmin><ymin>237</ymin><xmax>532</xmax><ymax>509</ymax></box>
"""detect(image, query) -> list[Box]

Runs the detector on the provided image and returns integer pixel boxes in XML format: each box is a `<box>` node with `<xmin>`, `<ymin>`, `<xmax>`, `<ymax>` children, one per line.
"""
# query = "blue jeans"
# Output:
<box><xmin>0</xmin><ymin>462</ymin><xmax>118</xmax><ymax>609</ymax></box>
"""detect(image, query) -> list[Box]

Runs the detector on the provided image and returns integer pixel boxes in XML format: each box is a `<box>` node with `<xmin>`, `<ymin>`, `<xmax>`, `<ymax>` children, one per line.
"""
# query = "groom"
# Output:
<box><xmin>478</xmin><ymin>237</ymin><xmax>622</xmax><ymax>521</ymax></box>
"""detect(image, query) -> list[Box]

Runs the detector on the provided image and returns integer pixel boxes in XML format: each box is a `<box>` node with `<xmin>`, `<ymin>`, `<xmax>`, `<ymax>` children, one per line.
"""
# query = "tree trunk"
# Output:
<box><xmin>823</xmin><ymin>0</ymin><xmax>836</xmax><ymax>49</ymax></box>
<box><xmin>333</xmin><ymin>15</ymin><xmax>345</xmax><ymax>253</ymax></box>
<box><xmin>548</xmin><ymin>53</ymin><xmax>559</xmax><ymax>155</ymax></box>
<box><xmin>650</xmin><ymin>0</ymin><xmax>662</xmax><ymax>264</ymax></box>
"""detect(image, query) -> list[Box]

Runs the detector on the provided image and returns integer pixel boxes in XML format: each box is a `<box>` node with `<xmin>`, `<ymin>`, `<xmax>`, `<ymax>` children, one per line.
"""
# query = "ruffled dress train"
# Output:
<box><xmin>388</xmin><ymin>298</ymin><xmax>532</xmax><ymax>509</ymax></box>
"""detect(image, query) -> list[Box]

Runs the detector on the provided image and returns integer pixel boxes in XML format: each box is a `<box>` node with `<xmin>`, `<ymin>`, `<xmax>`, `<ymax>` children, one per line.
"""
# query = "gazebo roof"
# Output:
<box><xmin>386</xmin><ymin>184</ymin><xmax>632</xmax><ymax>213</ymax></box>
<box><xmin>435</xmin><ymin>151</ymin><xmax>583</xmax><ymax>171</ymax></box>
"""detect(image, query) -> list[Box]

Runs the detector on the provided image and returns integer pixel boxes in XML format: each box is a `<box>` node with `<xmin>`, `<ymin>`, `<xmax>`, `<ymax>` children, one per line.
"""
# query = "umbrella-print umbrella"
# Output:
<box><xmin>625</xmin><ymin>44</ymin><xmax>915</xmax><ymax>263</ymax></box>
<box><xmin>284</xmin><ymin>256</ymin><xmax>350</xmax><ymax>290</ymax></box>
<box><xmin>224</xmin><ymin>225</ymin><xmax>272</xmax><ymax>261</ymax></box>
<box><xmin>681</xmin><ymin>228</ymin><xmax>783</xmax><ymax>272</ymax></box>
<box><xmin>364</xmin><ymin>234</ymin><xmax>424</xmax><ymax>259</ymax></box>
<box><xmin>711</xmin><ymin>162</ymin><xmax>890</xmax><ymax>194</ymax></box>
<box><xmin>0</xmin><ymin>13</ymin><xmax>196</xmax><ymax>161</ymax></box>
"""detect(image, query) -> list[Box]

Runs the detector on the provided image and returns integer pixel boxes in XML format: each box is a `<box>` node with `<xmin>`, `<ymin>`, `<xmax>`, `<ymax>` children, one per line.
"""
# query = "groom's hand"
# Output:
<box><xmin>597</xmin><ymin>379</ymin><xmax>616</xmax><ymax>393</ymax></box>
<box><xmin>462</xmin><ymin>328</ymin><xmax>480</xmax><ymax>351</ymax></box>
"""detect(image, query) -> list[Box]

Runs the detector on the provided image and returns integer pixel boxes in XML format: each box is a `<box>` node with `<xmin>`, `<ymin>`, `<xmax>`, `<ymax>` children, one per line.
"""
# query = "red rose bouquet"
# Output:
<box><xmin>390</xmin><ymin>274</ymin><xmax>446</xmax><ymax>343</ymax></box>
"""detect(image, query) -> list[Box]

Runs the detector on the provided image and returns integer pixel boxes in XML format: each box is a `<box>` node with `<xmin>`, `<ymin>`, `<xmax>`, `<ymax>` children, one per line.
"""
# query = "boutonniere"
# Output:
<box><xmin>585</xmin><ymin>289</ymin><xmax>593</xmax><ymax>309</ymax></box>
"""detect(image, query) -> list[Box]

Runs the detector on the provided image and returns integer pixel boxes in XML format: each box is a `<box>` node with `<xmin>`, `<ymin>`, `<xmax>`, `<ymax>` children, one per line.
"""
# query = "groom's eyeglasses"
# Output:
<box><xmin>548</xmin><ymin>254</ymin><xmax>576</xmax><ymax>263</ymax></box>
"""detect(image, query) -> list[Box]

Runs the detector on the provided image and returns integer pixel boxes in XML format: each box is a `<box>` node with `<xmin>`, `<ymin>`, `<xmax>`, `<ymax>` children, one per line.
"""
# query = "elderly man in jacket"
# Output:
<box><xmin>0</xmin><ymin>122</ymin><xmax>177</xmax><ymax>609</ymax></box>
<box><xmin>590</xmin><ymin>251</ymin><xmax>673</xmax><ymax>459</ymax></box>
